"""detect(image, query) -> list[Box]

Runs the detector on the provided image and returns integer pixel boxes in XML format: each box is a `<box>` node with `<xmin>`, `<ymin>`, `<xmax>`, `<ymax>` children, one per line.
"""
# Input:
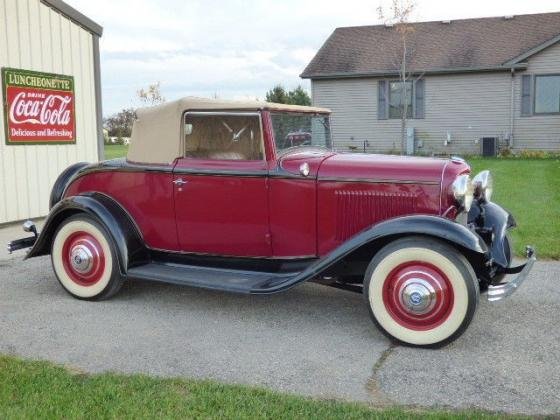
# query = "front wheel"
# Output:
<box><xmin>51</xmin><ymin>214</ymin><xmax>123</xmax><ymax>300</ymax></box>
<box><xmin>364</xmin><ymin>236</ymin><xmax>479</xmax><ymax>347</ymax></box>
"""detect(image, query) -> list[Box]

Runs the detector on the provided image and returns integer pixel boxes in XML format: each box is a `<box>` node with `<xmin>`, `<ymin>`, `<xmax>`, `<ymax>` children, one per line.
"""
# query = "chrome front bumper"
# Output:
<box><xmin>487</xmin><ymin>246</ymin><xmax>536</xmax><ymax>302</ymax></box>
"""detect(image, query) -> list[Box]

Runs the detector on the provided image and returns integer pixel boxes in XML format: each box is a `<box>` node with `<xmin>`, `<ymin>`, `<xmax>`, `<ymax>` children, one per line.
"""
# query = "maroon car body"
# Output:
<box><xmin>10</xmin><ymin>97</ymin><xmax>535</xmax><ymax>347</ymax></box>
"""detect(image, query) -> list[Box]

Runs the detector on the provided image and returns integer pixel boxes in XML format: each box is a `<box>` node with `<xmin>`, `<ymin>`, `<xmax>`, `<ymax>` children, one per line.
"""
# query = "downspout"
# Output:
<box><xmin>93</xmin><ymin>35</ymin><xmax>104</xmax><ymax>161</ymax></box>
<box><xmin>510</xmin><ymin>68</ymin><xmax>515</xmax><ymax>149</ymax></box>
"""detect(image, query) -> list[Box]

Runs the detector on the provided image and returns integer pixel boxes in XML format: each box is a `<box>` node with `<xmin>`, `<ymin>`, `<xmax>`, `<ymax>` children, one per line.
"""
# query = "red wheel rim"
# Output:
<box><xmin>61</xmin><ymin>231</ymin><xmax>105</xmax><ymax>286</ymax></box>
<box><xmin>382</xmin><ymin>261</ymin><xmax>454</xmax><ymax>331</ymax></box>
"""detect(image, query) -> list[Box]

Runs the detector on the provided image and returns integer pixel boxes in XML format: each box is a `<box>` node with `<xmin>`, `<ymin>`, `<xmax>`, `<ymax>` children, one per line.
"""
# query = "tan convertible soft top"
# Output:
<box><xmin>127</xmin><ymin>96</ymin><xmax>330</xmax><ymax>164</ymax></box>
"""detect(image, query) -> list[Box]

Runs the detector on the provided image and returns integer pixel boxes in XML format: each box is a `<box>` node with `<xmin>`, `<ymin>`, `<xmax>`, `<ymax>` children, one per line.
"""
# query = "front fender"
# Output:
<box><xmin>27</xmin><ymin>193</ymin><xmax>149</xmax><ymax>274</ymax></box>
<box><xmin>254</xmin><ymin>215</ymin><xmax>488</xmax><ymax>293</ymax></box>
<box><xmin>468</xmin><ymin>201</ymin><xmax>515</xmax><ymax>268</ymax></box>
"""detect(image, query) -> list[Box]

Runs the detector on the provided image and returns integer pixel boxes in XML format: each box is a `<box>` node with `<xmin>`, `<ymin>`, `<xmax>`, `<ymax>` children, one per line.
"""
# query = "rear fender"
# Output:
<box><xmin>49</xmin><ymin>162</ymin><xmax>90</xmax><ymax>209</ymax></box>
<box><xmin>27</xmin><ymin>193</ymin><xmax>149</xmax><ymax>274</ymax></box>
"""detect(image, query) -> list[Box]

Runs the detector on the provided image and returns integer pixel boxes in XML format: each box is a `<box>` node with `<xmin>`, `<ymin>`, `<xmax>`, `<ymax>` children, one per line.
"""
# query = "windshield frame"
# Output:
<box><xmin>269</xmin><ymin>111</ymin><xmax>332</xmax><ymax>158</ymax></box>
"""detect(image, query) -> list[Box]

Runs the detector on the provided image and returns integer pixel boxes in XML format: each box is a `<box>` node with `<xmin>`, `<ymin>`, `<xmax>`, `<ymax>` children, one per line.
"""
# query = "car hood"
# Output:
<box><xmin>317</xmin><ymin>153</ymin><xmax>449</xmax><ymax>184</ymax></box>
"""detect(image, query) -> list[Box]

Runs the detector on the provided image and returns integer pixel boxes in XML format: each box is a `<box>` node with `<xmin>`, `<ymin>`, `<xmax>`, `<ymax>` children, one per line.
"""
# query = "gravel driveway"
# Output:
<box><xmin>0</xmin><ymin>223</ymin><xmax>558</xmax><ymax>415</ymax></box>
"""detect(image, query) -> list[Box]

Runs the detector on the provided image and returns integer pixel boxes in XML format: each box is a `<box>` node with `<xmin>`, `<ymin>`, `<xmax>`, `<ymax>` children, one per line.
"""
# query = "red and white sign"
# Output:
<box><xmin>2</xmin><ymin>68</ymin><xmax>75</xmax><ymax>144</ymax></box>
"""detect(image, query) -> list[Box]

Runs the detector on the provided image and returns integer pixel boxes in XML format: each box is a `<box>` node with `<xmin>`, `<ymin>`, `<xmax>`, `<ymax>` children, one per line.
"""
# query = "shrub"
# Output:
<box><xmin>498</xmin><ymin>147</ymin><xmax>513</xmax><ymax>158</ymax></box>
<box><xmin>517</xmin><ymin>149</ymin><xmax>552</xmax><ymax>159</ymax></box>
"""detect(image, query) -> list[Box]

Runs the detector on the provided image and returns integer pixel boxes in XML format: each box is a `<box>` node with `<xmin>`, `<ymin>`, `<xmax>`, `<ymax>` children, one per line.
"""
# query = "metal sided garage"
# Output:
<box><xmin>0</xmin><ymin>0</ymin><xmax>103</xmax><ymax>224</ymax></box>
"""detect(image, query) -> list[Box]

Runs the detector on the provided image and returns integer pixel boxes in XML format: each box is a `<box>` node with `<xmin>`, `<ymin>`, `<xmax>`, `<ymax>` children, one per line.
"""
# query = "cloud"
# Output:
<box><xmin>66</xmin><ymin>0</ymin><xmax>560</xmax><ymax>114</ymax></box>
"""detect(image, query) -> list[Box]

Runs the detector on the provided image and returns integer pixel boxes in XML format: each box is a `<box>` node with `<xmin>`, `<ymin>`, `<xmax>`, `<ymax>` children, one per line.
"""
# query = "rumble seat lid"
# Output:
<box><xmin>127</xmin><ymin>97</ymin><xmax>330</xmax><ymax>165</ymax></box>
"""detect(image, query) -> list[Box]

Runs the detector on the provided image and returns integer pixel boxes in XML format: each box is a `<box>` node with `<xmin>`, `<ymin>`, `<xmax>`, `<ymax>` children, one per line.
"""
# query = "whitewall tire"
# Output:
<box><xmin>364</xmin><ymin>236</ymin><xmax>479</xmax><ymax>347</ymax></box>
<box><xmin>51</xmin><ymin>214</ymin><xmax>123</xmax><ymax>300</ymax></box>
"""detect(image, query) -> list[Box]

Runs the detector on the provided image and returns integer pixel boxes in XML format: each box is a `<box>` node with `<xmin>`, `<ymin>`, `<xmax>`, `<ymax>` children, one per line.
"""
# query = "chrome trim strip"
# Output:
<box><xmin>487</xmin><ymin>246</ymin><xmax>536</xmax><ymax>302</ymax></box>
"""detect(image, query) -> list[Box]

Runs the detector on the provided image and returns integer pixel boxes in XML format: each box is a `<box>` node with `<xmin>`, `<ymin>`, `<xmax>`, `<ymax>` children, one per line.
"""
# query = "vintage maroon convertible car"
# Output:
<box><xmin>9</xmin><ymin>97</ymin><xmax>535</xmax><ymax>347</ymax></box>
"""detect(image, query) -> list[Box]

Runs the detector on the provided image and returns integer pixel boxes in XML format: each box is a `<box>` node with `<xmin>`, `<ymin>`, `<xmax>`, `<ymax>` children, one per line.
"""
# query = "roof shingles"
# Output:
<box><xmin>301</xmin><ymin>12</ymin><xmax>560</xmax><ymax>78</ymax></box>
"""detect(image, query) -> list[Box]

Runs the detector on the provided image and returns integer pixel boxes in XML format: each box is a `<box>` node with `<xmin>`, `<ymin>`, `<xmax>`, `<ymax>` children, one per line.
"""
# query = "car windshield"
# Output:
<box><xmin>271</xmin><ymin>113</ymin><xmax>332</xmax><ymax>155</ymax></box>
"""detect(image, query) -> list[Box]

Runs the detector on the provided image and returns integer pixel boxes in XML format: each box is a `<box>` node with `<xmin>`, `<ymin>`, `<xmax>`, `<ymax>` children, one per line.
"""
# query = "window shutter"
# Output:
<box><xmin>521</xmin><ymin>75</ymin><xmax>533</xmax><ymax>117</ymax></box>
<box><xmin>378</xmin><ymin>80</ymin><xmax>387</xmax><ymax>120</ymax></box>
<box><xmin>414</xmin><ymin>79</ymin><xmax>425</xmax><ymax>119</ymax></box>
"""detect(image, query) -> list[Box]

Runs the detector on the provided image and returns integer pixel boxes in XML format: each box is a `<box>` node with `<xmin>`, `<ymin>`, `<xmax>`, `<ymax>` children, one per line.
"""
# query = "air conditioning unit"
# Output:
<box><xmin>481</xmin><ymin>137</ymin><xmax>498</xmax><ymax>157</ymax></box>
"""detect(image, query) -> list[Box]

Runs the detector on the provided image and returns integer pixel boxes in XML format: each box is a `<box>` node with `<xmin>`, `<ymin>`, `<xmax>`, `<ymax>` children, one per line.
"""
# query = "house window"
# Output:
<box><xmin>389</xmin><ymin>81</ymin><xmax>413</xmax><ymax>119</ymax></box>
<box><xmin>535</xmin><ymin>75</ymin><xmax>560</xmax><ymax>114</ymax></box>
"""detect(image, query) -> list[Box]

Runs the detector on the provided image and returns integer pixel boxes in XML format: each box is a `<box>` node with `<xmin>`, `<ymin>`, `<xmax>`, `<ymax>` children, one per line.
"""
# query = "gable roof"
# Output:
<box><xmin>301</xmin><ymin>12</ymin><xmax>560</xmax><ymax>79</ymax></box>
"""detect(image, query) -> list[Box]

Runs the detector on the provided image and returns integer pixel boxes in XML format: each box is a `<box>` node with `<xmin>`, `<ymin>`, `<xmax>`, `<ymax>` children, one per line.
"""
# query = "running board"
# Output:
<box><xmin>126</xmin><ymin>262</ymin><xmax>299</xmax><ymax>294</ymax></box>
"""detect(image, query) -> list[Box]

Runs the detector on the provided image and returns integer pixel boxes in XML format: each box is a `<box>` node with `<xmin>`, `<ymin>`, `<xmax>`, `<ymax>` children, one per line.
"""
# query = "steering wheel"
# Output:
<box><xmin>221</xmin><ymin>121</ymin><xmax>250</xmax><ymax>143</ymax></box>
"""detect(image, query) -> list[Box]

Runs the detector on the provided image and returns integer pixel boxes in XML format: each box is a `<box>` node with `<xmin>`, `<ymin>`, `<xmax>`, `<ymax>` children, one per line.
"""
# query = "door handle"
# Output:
<box><xmin>173</xmin><ymin>178</ymin><xmax>188</xmax><ymax>186</ymax></box>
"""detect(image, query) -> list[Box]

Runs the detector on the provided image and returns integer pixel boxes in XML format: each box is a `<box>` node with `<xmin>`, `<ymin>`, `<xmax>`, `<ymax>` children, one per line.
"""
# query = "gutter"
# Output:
<box><xmin>301</xmin><ymin>63</ymin><xmax>528</xmax><ymax>80</ymax></box>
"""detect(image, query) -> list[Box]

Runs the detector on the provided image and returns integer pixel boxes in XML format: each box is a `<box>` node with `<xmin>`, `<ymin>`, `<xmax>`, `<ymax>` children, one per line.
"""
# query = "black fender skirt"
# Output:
<box><xmin>26</xmin><ymin>193</ymin><xmax>149</xmax><ymax>274</ymax></box>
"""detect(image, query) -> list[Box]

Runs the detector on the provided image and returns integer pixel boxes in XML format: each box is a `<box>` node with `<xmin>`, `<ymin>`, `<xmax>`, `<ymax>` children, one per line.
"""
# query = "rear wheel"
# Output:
<box><xmin>364</xmin><ymin>236</ymin><xmax>479</xmax><ymax>347</ymax></box>
<box><xmin>51</xmin><ymin>214</ymin><xmax>123</xmax><ymax>300</ymax></box>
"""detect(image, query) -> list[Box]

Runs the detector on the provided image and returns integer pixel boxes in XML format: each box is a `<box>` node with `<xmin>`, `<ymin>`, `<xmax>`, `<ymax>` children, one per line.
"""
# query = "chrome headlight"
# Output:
<box><xmin>452</xmin><ymin>174</ymin><xmax>474</xmax><ymax>212</ymax></box>
<box><xmin>472</xmin><ymin>170</ymin><xmax>493</xmax><ymax>203</ymax></box>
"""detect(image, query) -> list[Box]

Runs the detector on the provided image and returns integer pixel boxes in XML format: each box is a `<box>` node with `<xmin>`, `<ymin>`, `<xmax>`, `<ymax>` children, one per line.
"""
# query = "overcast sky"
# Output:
<box><xmin>65</xmin><ymin>0</ymin><xmax>560</xmax><ymax>115</ymax></box>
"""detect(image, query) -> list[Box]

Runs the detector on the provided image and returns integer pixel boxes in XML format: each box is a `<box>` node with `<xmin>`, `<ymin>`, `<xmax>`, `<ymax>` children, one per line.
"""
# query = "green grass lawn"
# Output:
<box><xmin>468</xmin><ymin>158</ymin><xmax>560</xmax><ymax>259</ymax></box>
<box><xmin>102</xmin><ymin>145</ymin><xmax>559</xmax><ymax>259</ymax></box>
<box><xmin>0</xmin><ymin>355</ymin><xmax>521</xmax><ymax>419</ymax></box>
<box><xmin>104</xmin><ymin>144</ymin><xmax>128</xmax><ymax>159</ymax></box>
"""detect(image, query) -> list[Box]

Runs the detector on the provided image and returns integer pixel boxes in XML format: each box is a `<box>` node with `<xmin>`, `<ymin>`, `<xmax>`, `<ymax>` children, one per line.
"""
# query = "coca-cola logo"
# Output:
<box><xmin>2</xmin><ymin>67</ymin><xmax>75</xmax><ymax>144</ymax></box>
<box><xmin>9</xmin><ymin>92</ymin><xmax>72</xmax><ymax>126</ymax></box>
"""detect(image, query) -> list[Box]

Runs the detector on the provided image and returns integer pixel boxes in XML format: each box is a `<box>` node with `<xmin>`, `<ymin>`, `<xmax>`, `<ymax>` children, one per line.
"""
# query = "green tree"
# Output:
<box><xmin>265</xmin><ymin>85</ymin><xmax>289</xmax><ymax>104</ymax></box>
<box><xmin>265</xmin><ymin>85</ymin><xmax>311</xmax><ymax>106</ymax></box>
<box><xmin>103</xmin><ymin>107</ymin><xmax>136</xmax><ymax>138</ymax></box>
<box><xmin>287</xmin><ymin>85</ymin><xmax>311</xmax><ymax>106</ymax></box>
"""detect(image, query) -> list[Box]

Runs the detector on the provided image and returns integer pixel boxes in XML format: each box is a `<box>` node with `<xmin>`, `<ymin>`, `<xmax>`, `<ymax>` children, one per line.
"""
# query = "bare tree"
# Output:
<box><xmin>137</xmin><ymin>82</ymin><xmax>166</xmax><ymax>107</ymax></box>
<box><xmin>378</xmin><ymin>0</ymin><xmax>417</xmax><ymax>154</ymax></box>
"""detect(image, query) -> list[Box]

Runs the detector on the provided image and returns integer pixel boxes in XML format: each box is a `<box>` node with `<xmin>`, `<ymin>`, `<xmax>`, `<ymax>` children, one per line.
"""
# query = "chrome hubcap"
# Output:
<box><xmin>70</xmin><ymin>244</ymin><xmax>94</xmax><ymax>274</ymax></box>
<box><xmin>399</xmin><ymin>278</ymin><xmax>437</xmax><ymax>315</ymax></box>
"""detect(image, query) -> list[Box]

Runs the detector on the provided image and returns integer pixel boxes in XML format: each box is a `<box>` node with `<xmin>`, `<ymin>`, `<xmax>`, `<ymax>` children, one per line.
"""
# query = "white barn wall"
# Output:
<box><xmin>0</xmin><ymin>0</ymin><xmax>99</xmax><ymax>224</ymax></box>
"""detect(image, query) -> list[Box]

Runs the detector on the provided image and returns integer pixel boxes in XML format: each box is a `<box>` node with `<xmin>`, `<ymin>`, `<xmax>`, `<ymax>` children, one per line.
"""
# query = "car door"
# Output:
<box><xmin>173</xmin><ymin>112</ymin><xmax>271</xmax><ymax>257</ymax></box>
<box><xmin>264</xmin><ymin>111</ymin><xmax>334</xmax><ymax>258</ymax></box>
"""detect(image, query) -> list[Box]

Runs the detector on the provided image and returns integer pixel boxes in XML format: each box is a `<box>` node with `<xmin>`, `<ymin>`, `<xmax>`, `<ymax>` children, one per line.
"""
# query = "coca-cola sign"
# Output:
<box><xmin>2</xmin><ymin>67</ymin><xmax>75</xmax><ymax>144</ymax></box>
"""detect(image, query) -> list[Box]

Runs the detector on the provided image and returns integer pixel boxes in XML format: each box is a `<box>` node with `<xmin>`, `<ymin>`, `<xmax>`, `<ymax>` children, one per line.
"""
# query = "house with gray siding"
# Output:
<box><xmin>301</xmin><ymin>12</ymin><xmax>560</xmax><ymax>155</ymax></box>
